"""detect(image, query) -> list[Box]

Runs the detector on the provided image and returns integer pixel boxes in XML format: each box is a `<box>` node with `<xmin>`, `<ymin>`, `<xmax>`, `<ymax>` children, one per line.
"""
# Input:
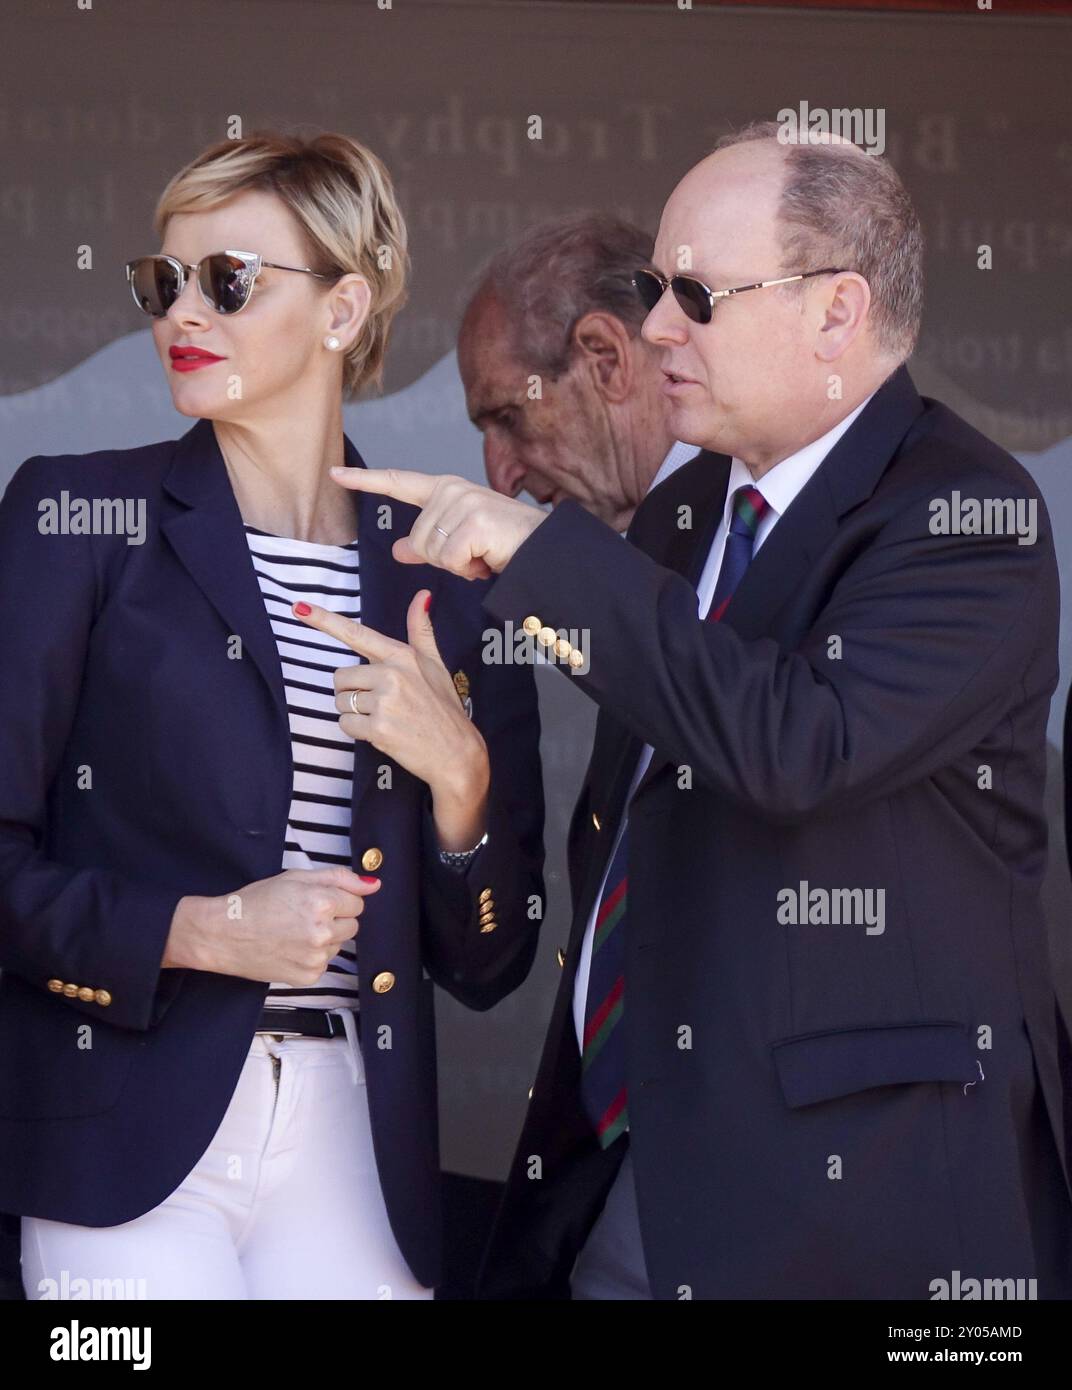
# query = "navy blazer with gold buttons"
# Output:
<box><xmin>0</xmin><ymin>415</ymin><xmax>545</xmax><ymax>1290</ymax></box>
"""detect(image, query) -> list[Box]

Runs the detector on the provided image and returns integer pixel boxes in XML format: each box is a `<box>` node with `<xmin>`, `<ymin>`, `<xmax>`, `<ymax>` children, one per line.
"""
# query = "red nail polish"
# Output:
<box><xmin>424</xmin><ymin>593</ymin><xmax>432</xmax><ymax>612</ymax></box>
<box><xmin>359</xmin><ymin>874</ymin><xmax>379</xmax><ymax>884</ymax></box>
<box><xmin>294</xmin><ymin>602</ymin><xmax>312</xmax><ymax>616</ymax></box>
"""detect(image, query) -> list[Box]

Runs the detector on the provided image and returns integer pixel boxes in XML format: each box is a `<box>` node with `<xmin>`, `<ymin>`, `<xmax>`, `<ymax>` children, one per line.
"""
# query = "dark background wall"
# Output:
<box><xmin>1</xmin><ymin>0</ymin><xmax>1070</xmax><ymax>1183</ymax></box>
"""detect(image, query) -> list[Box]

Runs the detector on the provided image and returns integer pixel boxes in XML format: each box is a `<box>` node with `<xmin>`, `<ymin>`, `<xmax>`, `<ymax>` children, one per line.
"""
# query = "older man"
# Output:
<box><xmin>458</xmin><ymin>214</ymin><xmax>696</xmax><ymax>530</ymax></box>
<box><xmin>333</xmin><ymin>122</ymin><xmax>1072</xmax><ymax>1299</ymax></box>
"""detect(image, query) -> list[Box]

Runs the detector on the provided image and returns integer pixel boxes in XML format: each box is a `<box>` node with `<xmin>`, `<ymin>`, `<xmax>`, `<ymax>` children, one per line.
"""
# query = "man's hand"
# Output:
<box><xmin>330</xmin><ymin>466</ymin><xmax>547</xmax><ymax>580</ymax></box>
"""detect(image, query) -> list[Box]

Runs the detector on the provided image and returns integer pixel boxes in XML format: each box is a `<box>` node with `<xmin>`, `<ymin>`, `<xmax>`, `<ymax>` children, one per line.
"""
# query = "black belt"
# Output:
<box><xmin>256</xmin><ymin>1007</ymin><xmax>361</xmax><ymax>1041</ymax></box>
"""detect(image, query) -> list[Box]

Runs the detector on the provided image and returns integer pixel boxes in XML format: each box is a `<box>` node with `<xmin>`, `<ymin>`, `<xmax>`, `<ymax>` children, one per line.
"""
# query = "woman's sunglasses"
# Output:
<box><xmin>124</xmin><ymin>249</ymin><xmax>336</xmax><ymax>318</ymax></box>
<box><xmin>632</xmin><ymin>265</ymin><xmax>848</xmax><ymax>325</ymax></box>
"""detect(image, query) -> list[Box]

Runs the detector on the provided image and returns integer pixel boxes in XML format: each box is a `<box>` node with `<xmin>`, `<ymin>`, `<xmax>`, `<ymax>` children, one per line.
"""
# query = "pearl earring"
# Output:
<box><xmin>324</xmin><ymin>335</ymin><xmax>341</xmax><ymax>351</ymax></box>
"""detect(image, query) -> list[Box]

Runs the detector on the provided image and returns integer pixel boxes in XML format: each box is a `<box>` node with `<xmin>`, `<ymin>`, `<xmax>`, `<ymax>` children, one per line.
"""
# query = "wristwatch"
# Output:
<box><xmin>438</xmin><ymin>830</ymin><xmax>488</xmax><ymax>871</ymax></box>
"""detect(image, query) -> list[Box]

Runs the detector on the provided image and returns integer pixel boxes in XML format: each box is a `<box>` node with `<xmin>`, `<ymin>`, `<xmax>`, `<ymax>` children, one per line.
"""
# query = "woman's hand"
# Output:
<box><xmin>165</xmin><ymin>866</ymin><xmax>381</xmax><ymax>984</ymax></box>
<box><xmin>293</xmin><ymin>589</ymin><xmax>490</xmax><ymax>846</ymax></box>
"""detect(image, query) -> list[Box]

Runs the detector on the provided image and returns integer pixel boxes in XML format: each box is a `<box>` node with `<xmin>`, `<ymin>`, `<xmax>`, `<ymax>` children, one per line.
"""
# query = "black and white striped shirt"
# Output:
<box><xmin>244</xmin><ymin>523</ymin><xmax>363</xmax><ymax>1013</ymax></box>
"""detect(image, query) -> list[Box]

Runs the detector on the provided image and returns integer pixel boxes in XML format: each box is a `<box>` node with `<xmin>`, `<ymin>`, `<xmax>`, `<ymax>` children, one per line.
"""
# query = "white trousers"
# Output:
<box><xmin>21</xmin><ymin>1031</ymin><xmax>435</xmax><ymax>1300</ymax></box>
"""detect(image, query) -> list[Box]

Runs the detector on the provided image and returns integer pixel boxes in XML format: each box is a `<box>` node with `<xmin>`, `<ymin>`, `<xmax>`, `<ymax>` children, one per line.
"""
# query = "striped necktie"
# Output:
<box><xmin>579</xmin><ymin>483</ymin><xmax>769</xmax><ymax>1148</ymax></box>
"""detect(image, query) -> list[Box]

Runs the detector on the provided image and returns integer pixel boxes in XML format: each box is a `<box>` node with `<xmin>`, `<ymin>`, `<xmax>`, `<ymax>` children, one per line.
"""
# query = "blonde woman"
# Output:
<box><xmin>0</xmin><ymin>132</ymin><xmax>544</xmax><ymax>1300</ymax></box>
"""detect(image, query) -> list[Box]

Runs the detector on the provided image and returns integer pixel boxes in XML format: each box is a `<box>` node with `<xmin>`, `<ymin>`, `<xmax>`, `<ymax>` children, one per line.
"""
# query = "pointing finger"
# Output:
<box><xmin>292</xmin><ymin>601</ymin><xmax>403</xmax><ymax>662</ymax></box>
<box><xmin>329</xmin><ymin>466</ymin><xmax>440</xmax><ymax>508</ymax></box>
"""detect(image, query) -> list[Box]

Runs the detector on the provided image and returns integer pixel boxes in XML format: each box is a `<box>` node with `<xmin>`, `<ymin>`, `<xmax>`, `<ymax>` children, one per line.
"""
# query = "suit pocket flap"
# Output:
<box><xmin>771</xmin><ymin>1021</ymin><xmax>978</xmax><ymax>1108</ymax></box>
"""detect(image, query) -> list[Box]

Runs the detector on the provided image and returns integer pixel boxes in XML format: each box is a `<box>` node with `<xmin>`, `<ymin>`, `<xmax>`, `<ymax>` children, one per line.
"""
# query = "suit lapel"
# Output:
<box><xmin>655</xmin><ymin>449</ymin><xmax>731</xmax><ymax>588</ymax></box>
<box><xmin>161</xmin><ymin>416</ymin><xmax>410</xmax><ymax>840</ymax></box>
<box><xmin>587</xmin><ymin>448</ymin><xmax>730</xmax><ymax>792</ymax></box>
<box><xmin>343</xmin><ymin>443</ymin><xmax>414</xmax><ymax>822</ymax></box>
<box><xmin>628</xmin><ymin>366</ymin><xmax>926</xmax><ymax>802</ymax></box>
<box><xmin>161</xmin><ymin>418</ymin><xmax>292</xmax><ymax>746</ymax></box>
<box><xmin>568</xmin><ymin>449</ymin><xmax>731</xmax><ymax>932</ymax></box>
<box><xmin>714</xmin><ymin>365</ymin><xmax>925</xmax><ymax>642</ymax></box>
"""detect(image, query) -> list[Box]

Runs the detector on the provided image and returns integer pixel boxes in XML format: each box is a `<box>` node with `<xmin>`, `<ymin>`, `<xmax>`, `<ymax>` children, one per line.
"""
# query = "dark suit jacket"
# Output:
<box><xmin>1063</xmin><ymin>690</ymin><xmax>1072</xmax><ymax>892</ymax></box>
<box><xmin>477</xmin><ymin>365</ymin><xmax>1072</xmax><ymax>1299</ymax></box>
<box><xmin>0</xmin><ymin>416</ymin><xmax>545</xmax><ymax>1291</ymax></box>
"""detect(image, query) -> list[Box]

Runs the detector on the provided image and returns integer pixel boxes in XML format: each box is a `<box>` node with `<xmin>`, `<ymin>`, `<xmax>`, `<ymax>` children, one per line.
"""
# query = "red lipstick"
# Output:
<box><xmin>169</xmin><ymin>345</ymin><xmax>225</xmax><ymax>372</ymax></box>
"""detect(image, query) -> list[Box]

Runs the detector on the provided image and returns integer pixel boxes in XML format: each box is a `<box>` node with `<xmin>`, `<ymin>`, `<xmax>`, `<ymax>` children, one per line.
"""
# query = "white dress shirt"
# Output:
<box><xmin>573</xmin><ymin>393</ymin><xmax>878</xmax><ymax>1059</ymax></box>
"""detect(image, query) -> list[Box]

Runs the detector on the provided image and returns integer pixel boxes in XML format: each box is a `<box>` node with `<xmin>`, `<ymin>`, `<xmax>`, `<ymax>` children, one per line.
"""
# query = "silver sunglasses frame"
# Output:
<box><xmin>633</xmin><ymin>266</ymin><xmax>850</xmax><ymax>323</ymax></box>
<box><xmin>124</xmin><ymin>249</ymin><xmax>336</xmax><ymax>317</ymax></box>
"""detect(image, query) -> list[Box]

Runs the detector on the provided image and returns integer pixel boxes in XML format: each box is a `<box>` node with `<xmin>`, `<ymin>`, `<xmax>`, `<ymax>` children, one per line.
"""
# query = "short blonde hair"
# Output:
<box><xmin>152</xmin><ymin>130</ymin><xmax>409</xmax><ymax>397</ymax></box>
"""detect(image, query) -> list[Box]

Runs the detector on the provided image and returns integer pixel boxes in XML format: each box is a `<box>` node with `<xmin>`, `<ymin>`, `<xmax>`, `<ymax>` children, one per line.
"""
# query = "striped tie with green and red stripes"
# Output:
<box><xmin>579</xmin><ymin>483</ymin><xmax>769</xmax><ymax>1148</ymax></box>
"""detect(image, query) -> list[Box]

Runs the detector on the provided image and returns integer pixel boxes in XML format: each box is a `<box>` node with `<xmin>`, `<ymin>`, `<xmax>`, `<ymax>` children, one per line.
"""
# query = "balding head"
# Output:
<box><xmin>713</xmin><ymin>120</ymin><xmax>923</xmax><ymax>361</ymax></box>
<box><xmin>641</xmin><ymin>121</ymin><xmax>922</xmax><ymax>474</ymax></box>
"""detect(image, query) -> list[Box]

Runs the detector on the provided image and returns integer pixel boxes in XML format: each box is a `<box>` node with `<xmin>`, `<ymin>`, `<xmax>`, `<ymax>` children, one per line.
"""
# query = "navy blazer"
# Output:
<box><xmin>477</xmin><ymin>366</ymin><xmax>1072</xmax><ymax>1299</ymax></box>
<box><xmin>0</xmin><ymin>416</ymin><xmax>545</xmax><ymax>1291</ymax></box>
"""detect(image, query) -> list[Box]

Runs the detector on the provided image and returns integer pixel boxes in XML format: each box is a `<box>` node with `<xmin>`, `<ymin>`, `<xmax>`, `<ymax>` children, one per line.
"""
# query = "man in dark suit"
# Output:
<box><xmin>331</xmin><ymin>121</ymin><xmax>1072</xmax><ymax>1298</ymax></box>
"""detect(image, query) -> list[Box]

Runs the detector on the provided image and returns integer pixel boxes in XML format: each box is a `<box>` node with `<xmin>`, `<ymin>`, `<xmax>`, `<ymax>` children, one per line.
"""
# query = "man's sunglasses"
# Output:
<box><xmin>124</xmin><ymin>250</ymin><xmax>337</xmax><ymax>318</ymax></box>
<box><xmin>632</xmin><ymin>265</ymin><xmax>849</xmax><ymax>326</ymax></box>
